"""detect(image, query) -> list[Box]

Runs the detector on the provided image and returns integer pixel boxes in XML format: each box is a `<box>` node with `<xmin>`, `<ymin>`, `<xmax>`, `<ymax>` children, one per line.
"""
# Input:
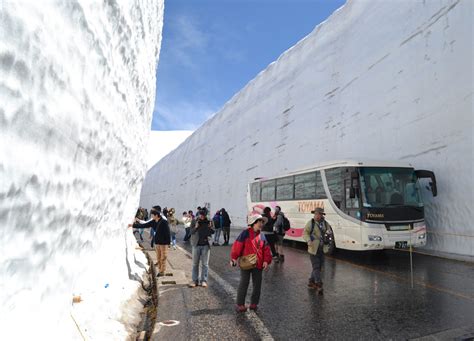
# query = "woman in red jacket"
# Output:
<box><xmin>230</xmin><ymin>214</ymin><xmax>272</xmax><ymax>312</ymax></box>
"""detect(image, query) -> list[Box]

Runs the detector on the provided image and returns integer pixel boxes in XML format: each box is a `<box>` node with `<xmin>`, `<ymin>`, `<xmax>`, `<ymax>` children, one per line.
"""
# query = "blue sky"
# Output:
<box><xmin>151</xmin><ymin>0</ymin><xmax>346</xmax><ymax>131</ymax></box>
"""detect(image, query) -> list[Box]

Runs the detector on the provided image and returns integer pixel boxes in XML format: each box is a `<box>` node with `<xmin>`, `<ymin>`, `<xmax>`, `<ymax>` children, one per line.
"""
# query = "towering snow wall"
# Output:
<box><xmin>141</xmin><ymin>0</ymin><xmax>473</xmax><ymax>258</ymax></box>
<box><xmin>0</xmin><ymin>1</ymin><xmax>163</xmax><ymax>339</ymax></box>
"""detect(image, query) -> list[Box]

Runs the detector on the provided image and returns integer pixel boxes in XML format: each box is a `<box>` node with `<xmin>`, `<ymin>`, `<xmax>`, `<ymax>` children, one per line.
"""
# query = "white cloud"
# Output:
<box><xmin>146</xmin><ymin>130</ymin><xmax>194</xmax><ymax>169</ymax></box>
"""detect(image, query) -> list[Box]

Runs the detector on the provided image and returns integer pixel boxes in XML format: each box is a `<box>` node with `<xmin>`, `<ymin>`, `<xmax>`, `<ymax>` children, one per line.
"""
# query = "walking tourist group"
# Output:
<box><xmin>131</xmin><ymin>204</ymin><xmax>333</xmax><ymax>311</ymax></box>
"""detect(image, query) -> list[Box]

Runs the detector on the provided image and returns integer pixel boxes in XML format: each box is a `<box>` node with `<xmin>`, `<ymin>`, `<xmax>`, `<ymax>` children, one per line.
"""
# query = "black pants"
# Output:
<box><xmin>236</xmin><ymin>268</ymin><xmax>263</xmax><ymax>306</ymax></box>
<box><xmin>223</xmin><ymin>226</ymin><xmax>230</xmax><ymax>243</ymax></box>
<box><xmin>264</xmin><ymin>233</ymin><xmax>277</xmax><ymax>256</ymax></box>
<box><xmin>309</xmin><ymin>248</ymin><xmax>324</xmax><ymax>284</ymax></box>
<box><xmin>183</xmin><ymin>227</ymin><xmax>191</xmax><ymax>241</ymax></box>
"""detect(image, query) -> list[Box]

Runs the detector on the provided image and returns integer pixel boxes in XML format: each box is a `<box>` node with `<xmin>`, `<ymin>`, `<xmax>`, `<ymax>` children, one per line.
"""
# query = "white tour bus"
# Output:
<box><xmin>247</xmin><ymin>160</ymin><xmax>437</xmax><ymax>253</ymax></box>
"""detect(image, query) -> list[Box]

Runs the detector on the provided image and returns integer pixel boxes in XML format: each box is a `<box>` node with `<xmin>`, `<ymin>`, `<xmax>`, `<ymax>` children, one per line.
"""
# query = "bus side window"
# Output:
<box><xmin>250</xmin><ymin>182</ymin><xmax>260</xmax><ymax>202</ymax></box>
<box><xmin>261</xmin><ymin>180</ymin><xmax>276</xmax><ymax>201</ymax></box>
<box><xmin>325</xmin><ymin>168</ymin><xmax>343</xmax><ymax>209</ymax></box>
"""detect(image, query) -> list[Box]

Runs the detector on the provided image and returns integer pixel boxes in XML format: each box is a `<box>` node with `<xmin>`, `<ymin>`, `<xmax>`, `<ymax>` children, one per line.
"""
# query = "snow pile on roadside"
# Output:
<box><xmin>69</xmin><ymin>229</ymin><xmax>149</xmax><ymax>340</ymax></box>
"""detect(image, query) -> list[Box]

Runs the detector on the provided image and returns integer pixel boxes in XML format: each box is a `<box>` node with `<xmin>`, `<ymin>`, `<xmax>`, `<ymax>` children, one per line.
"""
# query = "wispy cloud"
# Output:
<box><xmin>152</xmin><ymin>98</ymin><xmax>219</xmax><ymax>131</ymax></box>
<box><xmin>166</xmin><ymin>14</ymin><xmax>210</xmax><ymax>70</ymax></box>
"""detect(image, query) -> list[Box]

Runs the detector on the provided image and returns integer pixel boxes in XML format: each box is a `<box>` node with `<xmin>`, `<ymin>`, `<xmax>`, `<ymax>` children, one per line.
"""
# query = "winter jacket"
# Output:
<box><xmin>168</xmin><ymin>215</ymin><xmax>178</xmax><ymax>234</ymax></box>
<box><xmin>133</xmin><ymin>218</ymin><xmax>171</xmax><ymax>245</ymax></box>
<box><xmin>221</xmin><ymin>211</ymin><xmax>231</xmax><ymax>227</ymax></box>
<box><xmin>231</xmin><ymin>228</ymin><xmax>272</xmax><ymax>270</ymax></box>
<box><xmin>261</xmin><ymin>212</ymin><xmax>275</xmax><ymax>234</ymax></box>
<box><xmin>212</xmin><ymin>214</ymin><xmax>221</xmax><ymax>229</ymax></box>
<box><xmin>273</xmin><ymin>212</ymin><xmax>285</xmax><ymax>235</ymax></box>
<box><xmin>190</xmin><ymin>218</ymin><xmax>214</xmax><ymax>247</ymax></box>
<box><xmin>302</xmin><ymin>218</ymin><xmax>332</xmax><ymax>255</ymax></box>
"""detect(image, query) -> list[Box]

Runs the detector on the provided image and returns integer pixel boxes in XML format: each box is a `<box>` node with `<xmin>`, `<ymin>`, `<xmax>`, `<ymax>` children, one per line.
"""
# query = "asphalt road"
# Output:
<box><xmin>141</xmin><ymin>226</ymin><xmax>474</xmax><ymax>340</ymax></box>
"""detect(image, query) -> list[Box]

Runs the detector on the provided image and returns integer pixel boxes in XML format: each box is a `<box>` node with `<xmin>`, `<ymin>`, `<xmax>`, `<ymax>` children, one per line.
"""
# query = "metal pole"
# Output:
<box><xmin>409</xmin><ymin>234</ymin><xmax>414</xmax><ymax>289</ymax></box>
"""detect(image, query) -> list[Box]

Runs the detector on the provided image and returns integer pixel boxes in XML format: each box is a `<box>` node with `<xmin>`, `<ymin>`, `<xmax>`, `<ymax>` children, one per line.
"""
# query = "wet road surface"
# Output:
<box><xmin>145</xmin><ymin>227</ymin><xmax>474</xmax><ymax>340</ymax></box>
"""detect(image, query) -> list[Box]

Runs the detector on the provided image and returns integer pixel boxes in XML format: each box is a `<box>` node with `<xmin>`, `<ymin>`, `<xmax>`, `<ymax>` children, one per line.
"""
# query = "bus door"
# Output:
<box><xmin>342</xmin><ymin>168</ymin><xmax>363</xmax><ymax>247</ymax></box>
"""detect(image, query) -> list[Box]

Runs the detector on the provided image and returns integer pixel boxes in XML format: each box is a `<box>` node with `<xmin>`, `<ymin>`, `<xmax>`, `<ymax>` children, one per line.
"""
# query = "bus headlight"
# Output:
<box><xmin>368</xmin><ymin>235</ymin><xmax>383</xmax><ymax>242</ymax></box>
<box><xmin>418</xmin><ymin>233</ymin><xmax>426</xmax><ymax>239</ymax></box>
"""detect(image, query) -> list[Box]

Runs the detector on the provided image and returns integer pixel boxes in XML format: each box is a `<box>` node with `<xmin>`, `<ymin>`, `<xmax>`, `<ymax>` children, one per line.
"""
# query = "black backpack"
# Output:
<box><xmin>282</xmin><ymin>215</ymin><xmax>291</xmax><ymax>231</ymax></box>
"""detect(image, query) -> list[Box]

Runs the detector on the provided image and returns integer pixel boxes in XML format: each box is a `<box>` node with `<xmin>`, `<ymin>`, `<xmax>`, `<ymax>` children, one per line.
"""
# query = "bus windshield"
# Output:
<box><xmin>359</xmin><ymin>167</ymin><xmax>423</xmax><ymax>208</ymax></box>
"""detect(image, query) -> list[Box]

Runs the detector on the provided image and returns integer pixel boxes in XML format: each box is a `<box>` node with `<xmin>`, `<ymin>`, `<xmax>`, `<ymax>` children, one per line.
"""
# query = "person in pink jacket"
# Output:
<box><xmin>230</xmin><ymin>214</ymin><xmax>272</xmax><ymax>312</ymax></box>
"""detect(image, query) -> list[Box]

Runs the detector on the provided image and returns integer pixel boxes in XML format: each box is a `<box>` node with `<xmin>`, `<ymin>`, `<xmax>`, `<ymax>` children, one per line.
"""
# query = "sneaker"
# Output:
<box><xmin>188</xmin><ymin>281</ymin><xmax>198</xmax><ymax>288</ymax></box>
<box><xmin>235</xmin><ymin>305</ymin><xmax>247</xmax><ymax>312</ymax></box>
<box><xmin>249</xmin><ymin>304</ymin><xmax>258</xmax><ymax>311</ymax></box>
<box><xmin>173</xmin><ymin>245</ymin><xmax>177</xmax><ymax>250</ymax></box>
<box><xmin>307</xmin><ymin>282</ymin><xmax>318</xmax><ymax>289</ymax></box>
<box><xmin>279</xmin><ymin>254</ymin><xmax>285</xmax><ymax>262</ymax></box>
<box><xmin>201</xmin><ymin>281</ymin><xmax>208</xmax><ymax>288</ymax></box>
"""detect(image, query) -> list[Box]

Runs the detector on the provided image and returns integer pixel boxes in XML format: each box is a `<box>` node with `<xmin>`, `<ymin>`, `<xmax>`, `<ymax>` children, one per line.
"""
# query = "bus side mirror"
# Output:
<box><xmin>415</xmin><ymin>170</ymin><xmax>437</xmax><ymax>197</ymax></box>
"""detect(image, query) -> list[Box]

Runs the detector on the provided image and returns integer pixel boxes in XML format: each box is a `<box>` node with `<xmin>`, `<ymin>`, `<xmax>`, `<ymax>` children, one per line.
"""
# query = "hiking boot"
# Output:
<box><xmin>188</xmin><ymin>281</ymin><xmax>198</xmax><ymax>288</ymax></box>
<box><xmin>249</xmin><ymin>304</ymin><xmax>258</xmax><ymax>311</ymax></box>
<box><xmin>235</xmin><ymin>305</ymin><xmax>247</xmax><ymax>313</ymax></box>
<box><xmin>201</xmin><ymin>281</ymin><xmax>208</xmax><ymax>288</ymax></box>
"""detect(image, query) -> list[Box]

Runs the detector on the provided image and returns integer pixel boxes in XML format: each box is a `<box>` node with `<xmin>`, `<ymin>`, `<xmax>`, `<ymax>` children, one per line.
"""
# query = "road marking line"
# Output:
<box><xmin>177</xmin><ymin>246</ymin><xmax>274</xmax><ymax>341</ymax></box>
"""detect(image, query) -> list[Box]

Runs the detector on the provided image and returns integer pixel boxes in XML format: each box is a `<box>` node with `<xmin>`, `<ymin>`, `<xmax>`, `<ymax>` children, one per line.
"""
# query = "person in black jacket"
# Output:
<box><xmin>133</xmin><ymin>208</ymin><xmax>171</xmax><ymax>276</ymax></box>
<box><xmin>220</xmin><ymin>208</ymin><xmax>232</xmax><ymax>245</ymax></box>
<box><xmin>189</xmin><ymin>210</ymin><xmax>214</xmax><ymax>287</ymax></box>
<box><xmin>261</xmin><ymin>207</ymin><xmax>277</xmax><ymax>258</ymax></box>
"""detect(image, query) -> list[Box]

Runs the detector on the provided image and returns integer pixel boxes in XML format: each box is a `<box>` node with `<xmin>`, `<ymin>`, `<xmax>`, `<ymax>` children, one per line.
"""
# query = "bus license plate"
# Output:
<box><xmin>395</xmin><ymin>241</ymin><xmax>408</xmax><ymax>249</ymax></box>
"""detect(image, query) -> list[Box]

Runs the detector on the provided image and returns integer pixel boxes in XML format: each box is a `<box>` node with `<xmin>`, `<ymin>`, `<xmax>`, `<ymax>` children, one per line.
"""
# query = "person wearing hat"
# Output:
<box><xmin>302</xmin><ymin>207</ymin><xmax>333</xmax><ymax>294</ymax></box>
<box><xmin>133</xmin><ymin>208</ymin><xmax>171</xmax><ymax>277</ymax></box>
<box><xmin>230</xmin><ymin>214</ymin><xmax>272</xmax><ymax>312</ymax></box>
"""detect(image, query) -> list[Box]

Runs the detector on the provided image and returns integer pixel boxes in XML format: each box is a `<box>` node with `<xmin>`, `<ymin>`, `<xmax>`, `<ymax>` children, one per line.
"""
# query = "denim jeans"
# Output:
<box><xmin>171</xmin><ymin>232</ymin><xmax>176</xmax><ymax>246</ymax></box>
<box><xmin>192</xmin><ymin>245</ymin><xmax>210</xmax><ymax>283</ymax></box>
<box><xmin>214</xmin><ymin>228</ymin><xmax>222</xmax><ymax>243</ymax></box>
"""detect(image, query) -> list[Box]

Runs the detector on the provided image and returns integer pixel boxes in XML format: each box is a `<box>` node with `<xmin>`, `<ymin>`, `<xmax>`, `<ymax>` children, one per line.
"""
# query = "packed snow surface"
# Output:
<box><xmin>141</xmin><ymin>0</ymin><xmax>473</xmax><ymax>258</ymax></box>
<box><xmin>0</xmin><ymin>1</ymin><xmax>163</xmax><ymax>339</ymax></box>
<box><xmin>146</xmin><ymin>130</ymin><xmax>193</xmax><ymax>169</ymax></box>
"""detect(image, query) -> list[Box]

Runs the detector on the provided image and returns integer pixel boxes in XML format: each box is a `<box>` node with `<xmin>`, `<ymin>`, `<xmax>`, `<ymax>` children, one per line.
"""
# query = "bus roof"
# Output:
<box><xmin>252</xmin><ymin>159</ymin><xmax>414</xmax><ymax>182</ymax></box>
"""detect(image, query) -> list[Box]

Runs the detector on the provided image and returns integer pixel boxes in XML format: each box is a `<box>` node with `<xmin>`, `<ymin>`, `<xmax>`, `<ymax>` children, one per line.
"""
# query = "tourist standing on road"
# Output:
<box><xmin>303</xmin><ymin>207</ymin><xmax>332</xmax><ymax>295</ymax></box>
<box><xmin>133</xmin><ymin>207</ymin><xmax>171</xmax><ymax>277</ymax></box>
<box><xmin>220</xmin><ymin>208</ymin><xmax>232</xmax><ymax>245</ymax></box>
<box><xmin>189</xmin><ymin>210</ymin><xmax>214</xmax><ymax>288</ymax></box>
<box><xmin>183</xmin><ymin>211</ymin><xmax>191</xmax><ymax>242</ymax></box>
<box><xmin>212</xmin><ymin>210</ymin><xmax>222</xmax><ymax>246</ymax></box>
<box><xmin>273</xmin><ymin>206</ymin><xmax>286</xmax><ymax>262</ymax></box>
<box><xmin>168</xmin><ymin>208</ymin><xmax>178</xmax><ymax>249</ymax></box>
<box><xmin>148</xmin><ymin>205</ymin><xmax>167</xmax><ymax>248</ymax></box>
<box><xmin>261</xmin><ymin>207</ymin><xmax>277</xmax><ymax>258</ymax></box>
<box><xmin>231</xmin><ymin>214</ymin><xmax>272</xmax><ymax>312</ymax></box>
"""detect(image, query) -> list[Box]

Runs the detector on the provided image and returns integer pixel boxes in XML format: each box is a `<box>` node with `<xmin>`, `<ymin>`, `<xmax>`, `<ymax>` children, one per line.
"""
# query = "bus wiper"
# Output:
<box><xmin>383</xmin><ymin>204</ymin><xmax>423</xmax><ymax>212</ymax></box>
